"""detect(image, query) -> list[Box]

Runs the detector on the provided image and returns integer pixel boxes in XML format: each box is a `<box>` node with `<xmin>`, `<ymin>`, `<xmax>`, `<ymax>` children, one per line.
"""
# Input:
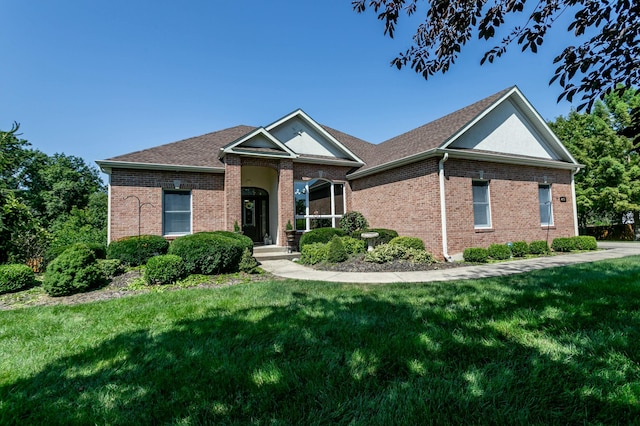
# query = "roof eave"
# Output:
<box><xmin>347</xmin><ymin>149</ymin><xmax>440</xmax><ymax>180</ymax></box>
<box><xmin>294</xmin><ymin>157</ymin><xmax>364</xmax><ymax>167</ymax></box>
<box><xmin>440</xmin><ymin>148</ymin><xmax>584</xmax><ymax>170</ymax></box>
<box><xmin>95</xmin><ymin>160</ymin><xmax>225</xmax><ymax>174</ymax></box>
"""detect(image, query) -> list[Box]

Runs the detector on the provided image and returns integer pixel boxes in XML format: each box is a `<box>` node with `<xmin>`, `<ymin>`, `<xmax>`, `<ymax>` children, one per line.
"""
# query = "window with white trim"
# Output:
<box><xmin>472</xmin><ymin>181</ymin><xmax>491</xmax><ymax>228</ymax></box>
<box><xmin>294</xmin><ymin>179</ymin><xmax>345</xmax><ymax>231</ymax></box>
<box><xmin>163</xmin><ymin>190</ymin><xmax>191</xmax><ymax>235</ymax></box>
<box><xmin>539</xmin><ymin>184</ymin><xmax>553</xmax><ymax>226</ymax></box>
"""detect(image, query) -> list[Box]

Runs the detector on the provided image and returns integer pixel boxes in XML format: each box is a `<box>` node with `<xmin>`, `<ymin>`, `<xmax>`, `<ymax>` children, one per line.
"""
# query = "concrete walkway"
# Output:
<box><xmin>258</xmin><ymin>242</ymin><xmax>640</xmax><ymax>283</ymax></box>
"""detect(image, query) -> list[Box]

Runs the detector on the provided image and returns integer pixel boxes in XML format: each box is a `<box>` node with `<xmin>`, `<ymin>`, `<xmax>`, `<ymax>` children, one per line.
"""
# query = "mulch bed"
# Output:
<box><xmin>310</xmin><ymin>254</ymin><xmax>470</xmax><ymax>272</ymax></box>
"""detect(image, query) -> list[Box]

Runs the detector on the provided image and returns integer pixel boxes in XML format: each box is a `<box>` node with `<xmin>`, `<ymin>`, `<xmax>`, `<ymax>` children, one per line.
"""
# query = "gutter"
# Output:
<box><xmin>571</xmin><ymin>167</ymin><xmax>581</xmax><ymax>236</ymax></box>
<box><xmin>439</xmin><ymin>153</ymin><xmax>453</xmax><ymax>262</ymax></box>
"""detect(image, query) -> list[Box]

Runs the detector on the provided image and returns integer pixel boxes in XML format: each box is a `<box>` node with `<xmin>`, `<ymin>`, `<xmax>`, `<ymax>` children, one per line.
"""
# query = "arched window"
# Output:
<box><xmin>294</xmin><ymin>179</ymin><xmax>345</xmax><ymax>231</ymax></box>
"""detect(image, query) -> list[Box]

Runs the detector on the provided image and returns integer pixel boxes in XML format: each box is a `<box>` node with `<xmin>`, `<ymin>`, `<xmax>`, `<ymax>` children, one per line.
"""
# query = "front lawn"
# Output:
<box><xmin>2</xmin><ymin>257</ymin><xmax>640</xmax><ymax>424</ymax></box>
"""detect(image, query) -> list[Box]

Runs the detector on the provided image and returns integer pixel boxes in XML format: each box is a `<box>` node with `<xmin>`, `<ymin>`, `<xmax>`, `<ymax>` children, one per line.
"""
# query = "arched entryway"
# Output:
<box><xmin>241</xmin><ymin>187</ymin><xmax>269</xmax><ymax>243</ymax></box>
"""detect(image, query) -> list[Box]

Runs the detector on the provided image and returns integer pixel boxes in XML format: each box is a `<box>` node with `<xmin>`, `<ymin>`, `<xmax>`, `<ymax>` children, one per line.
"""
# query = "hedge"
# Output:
<box><xmin>299</xmin><ymin>243</ymin><xmax>329</xmax><ymax>265</ymax></box>
<box><xmin>0</xmin><ymin>264</ymin><xmax>36</xmax><ymax>294</ymax></box>
<box><xmin>168</xmin><ymin>232</ymin><xmax>244</xmax><ymax>274</ymax></box>
<box><xmin>573</xmin><ymin>235</ymin><xmax>597</xmax><ymax>251</ymax></box>
<box><xmin>43</xmin><ymin>245</ymin><xmax>105</xmax><ymax>297</ymax></box>
<box><xmin>107</xmin><ymin>235</ymin><xmax>169</xmax><ymax>266</ymax></box>
<box><xmin>299</xmin><ymin>228</ymin><xmax>346</xmax><ymax>250</ymax></box>
<box><xmin>355</xmin><ymin>228</ymin><xmax>399</xmax><ymax>244</ymax></box>
<box><xmin>389</xmin><ymin>236</ymin><xmax>425</xmax><ymax>251</ymax></box>
<box><xmin>46</xmin><ymin>242</ymin><xmax>107</xmax><ymax>266</ymax></box>
<box><xmin>463</xmin><ymin>247</ymin><xmax>489</xmax><ymax>263</ymax></box>
<box><xmin>529</xmin><ymin>240</ymin><xmax>550</xmax><ymax>255</ymax></box>
<box><xmin>488</xmin><ymin>243</ymin><xmax>512</xmax><ymax>260</ymax></box>
<box><xmin>208</xmin><ymin>231</ymin><xmax>253</xmax><ymax>254</ymax></box>
<box><xmin>510</xmin><ymin>241</ymin><xmax>529</xmax><ymax>257</ymax></box>
<box><xmin>552</xmin><ymin>237</ymin><xmax>576</xmax><ymax>252</ymax></box>
<box><xmin>144</xmin><ymin>254</ymin><xmax>186</xmax><ymax>285</ymax></box>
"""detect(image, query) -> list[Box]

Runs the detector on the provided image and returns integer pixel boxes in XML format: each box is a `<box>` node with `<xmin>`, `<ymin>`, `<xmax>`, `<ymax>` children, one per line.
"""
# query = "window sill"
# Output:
<box><xmin>541</xmin><ymin>225</ymin><xmax>556</xmax><ymax>230</ymax></box>
<box><xmin>474</xmin><ymin>227</ymin><xmax>494</xmax><ymax>233</ymax></box>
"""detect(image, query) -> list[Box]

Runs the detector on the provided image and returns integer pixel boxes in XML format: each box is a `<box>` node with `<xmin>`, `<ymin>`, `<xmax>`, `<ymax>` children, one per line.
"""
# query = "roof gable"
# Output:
<box><xmin>220</xmin><ymin>127</ymin><xmax>297</xmax><ymax>159</ymax></box>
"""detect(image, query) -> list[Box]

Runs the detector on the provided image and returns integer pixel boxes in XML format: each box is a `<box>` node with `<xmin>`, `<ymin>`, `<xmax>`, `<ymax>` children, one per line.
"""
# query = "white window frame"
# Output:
<box><xmin>294</xmin><ymin>179</ymin><xmax>346</xmax><ymax>231</ymax></box>
<box><xmin>163</xmin><ymin>190</ymin><xmax>192</xmax><ymax>236</ymax></box>
<box><xmin>539</xmin><ymin>184</ymin><xmax>554</xmax><ymax>226</ymax></box>
<box><xmin>472</xmin><ymin>180</ymin><xmax>492</xmax><ymax>229</ymax></box>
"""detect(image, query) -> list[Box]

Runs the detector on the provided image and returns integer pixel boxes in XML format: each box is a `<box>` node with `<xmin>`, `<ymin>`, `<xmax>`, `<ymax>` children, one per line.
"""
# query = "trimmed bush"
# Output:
<box><xmin>0</xmin><ymin>264</ymin><xmax>36</xmax><ymax>294</ymax></box>
<box><xmin>107</xmin><ymin>235</ymin><xmax>169</xmax><ymax>266</ymax></box>
<box><xmin>488</xmin><ymin>243</ymin><xmax>512</xmax><ymax>260</ymax></box>
<box><xmin>299</xmin><ymin>228</ymin><xmax>346</xmax><ymax>250</ymax></box>
<box><xmin>511</xmin><ymin>241</ymin><xmax>529</xmax><ymax>258</ymax></box>
<box><xmin>356</xmin><ymin>228</ymin><xmax>399</xmax><ymax>244</ymax></box>
<box><xmin>98</xmin><ymin>259</ymin><xmax>124</xmax><ymax>279</ymax></box>
<box><xmin>209</xmin><ymin>231</ymin><xmax>253</xmax><ymax>254</ymax></box>
<box><xmin>339</xmin><ymin>236</ymin><xmax>366</xmax><ymax>256</ymax></box>
<box><xmin>463</xmin><ymin>247</ymin><xmax>489</xmax><ymax>263</ymax></box>
<box><xmin>529</xmin><ymin>240</ymin><xmax>550</xmax><ymax>255</ymax></box>
<box><xmin>168</xmin><ymin>232</ymin><xmax>244</xmax><ymax>274</ymax></box>
<box><xmin>552</xmin><ymin>237</ymin><xmax>576</xmax><ymax>252</ymax></box>
<box><xmin>46</xmin><ymin>243</ymin><xmax>107</xmax><ymax>266</ymax></box>
<box><xmin>365</xmin><ymin>243</ymin><xmax>406</xmax><ymax>263</ymax></box>
<box><xmin>573</xmin><ymin>235</ymin><xmax>597</xmax><ymax>251</ymax></box>
<box><xmin>43</xmin><ymin>245</ymin><xmax>105</xmax><ymax>297</ymax></box>
<box><xmin>299</xmin><ymin>243</ymin><xmax>329</xmax><ymax>265</ymax></box>
<box><xmin>389</xmin><ymin>236</ymin><xmax>425</xmax><ymax>251</ymax></box>
<box><xmin>405</xmin><ymin>248</ymin><xmax>436</xmax><ymax>264</ymax></box>
<box><xmin>144</xmin><ymin>254</ymin><xmax>186</xmax><ymax>285</ymax></box>
<box><xmin>339</xmin><ymin>211</ymin><xmax>369</xmax><ymax>234</ymax></box>
<box><xmin>327</xmin><ymin>236</ymin><xmax>348</xmax><ymax>263</ymax></box>
<box><xmin>238</xmin><ymin>248</ymin><xmax>259</xmax><ymax>274</ymax></box>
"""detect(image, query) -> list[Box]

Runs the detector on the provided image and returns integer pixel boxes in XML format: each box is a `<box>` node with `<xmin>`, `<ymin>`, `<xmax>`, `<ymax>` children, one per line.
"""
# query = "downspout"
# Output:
<box><xmin>439</xmin><ymin>153</ymin><xmax>453</xmax><ymax>262</ymax></box>
<box><xmin>571</xmin><ymin>167</ymin><xmax>581</xmax><ymax>236</ymax></box>
<box><xmin>106</xmin><ymin>173</ymin><xmax>112</xmax><ymax>244</ymax></box>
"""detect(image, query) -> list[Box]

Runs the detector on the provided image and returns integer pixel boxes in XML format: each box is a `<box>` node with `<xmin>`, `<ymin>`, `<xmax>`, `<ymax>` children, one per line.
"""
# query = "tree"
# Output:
<box><xmin>353</xmin><ymin>0</ymin><xmax>639</xmax><ymax>110</ymax></box>
<box><xmin>0</xmin><ymin>122</ymin><xmax>30</xmax><ymax>191</ymax></box>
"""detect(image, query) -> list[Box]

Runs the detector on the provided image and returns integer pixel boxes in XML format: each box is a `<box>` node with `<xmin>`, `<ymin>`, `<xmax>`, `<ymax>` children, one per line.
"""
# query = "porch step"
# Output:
<box><xmin>253</xmin><ymin>245</ymin><xmax>300</xmax><ymax>261</ymax></box>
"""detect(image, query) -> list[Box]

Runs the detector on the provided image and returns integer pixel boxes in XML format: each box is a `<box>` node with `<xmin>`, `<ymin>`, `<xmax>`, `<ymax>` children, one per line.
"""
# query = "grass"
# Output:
<box><xmin>2</xmin><ymin>257</ymin><xmax>640</xmax><ymax>424</ymax></box>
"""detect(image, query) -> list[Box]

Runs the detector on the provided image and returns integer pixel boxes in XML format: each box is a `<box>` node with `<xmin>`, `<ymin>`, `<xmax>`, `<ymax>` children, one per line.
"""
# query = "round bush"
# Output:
<box><xmin>144</xmin><ymin>255</ymin><xmax>186</xmax><ymax>285</ymax></box>
<box><xmin>339</xmin><ymin>211</ymin><xmax>369</xmax><ymax>234</ymax></box>
<box><xmin>46</xmin><ymin>243</ymin><xmax>107</xmax><ymax>266</ymax></box>
<box><xmin>299</xmin><ymin>243</ymin><xmax>329</xmax><ymax>265</ymax></box>
<box><xmin>107</xmin><ymin>235</ymin><xmax>169</xmax><ymax>266</ymax></box>
<box><xmin>552</xmin><ymin>237</ymin><xmax>576</xmax><ymax>252</ymax></box>
<box><xmin>209</xmin><ymin>231</ymin><xmax>253</xmax><ymax>254</ymax></box>
<box><xmin>299</xmin><ymin>228</ymin><xmax>347</xmax><ymax>250</ymax></box>
<box><xmin>389</xmin><ymin>236</ymin><xmax>425</xmax><ymax>251</ymax></box>
<box><xmin>339</xmin><ymin>236</ymin><xmax>366</xmax><ymax>255</ymax></box>
<box><xmin>327</xmin><ymin>236</ymin><xmax>348</xmax><ymax>263</ymax></box>
<box><xmin>0</xmin><ymin>264</ymin><xmax>36</xmax><ymax>294</ymax></box>
<box><xmin>168</xmin><ymin>232</ymin><xmax>244</xmax><ymax>274</ymax></box>
<box><xmin>488</xmin><ymin>243</ymin><xmax>512</xmax><ymax>260</ymax></box>
<box><xmin>98</xmin><ymin>259</ymin><xmax>125</xmax><ymax>279</ymax></box>
<box><xmin>529</xmin><ymin>240</ymin><xmax>550</xmax><ymax>255</ymax></box>
<box><xmin>357</xmin><ymin>228</ymin><xmax>399</xmax><ymax>244</ymax></box>
<box><xmin>511</xmin><ymin>241</ymin><xmax>529</xmax><ymax>257</ymax></box>
<box><xmin>43</xmin><ymin>245</ymin><xmax>105</xmax><ymax>297</ymax></box>
<box><xmin>463</xmin><ymin>247</ymin><xmax>489</xmax><ymax>263</ymax></box>
<box><xmin>572</xmin><ymin>235</ymin><xmax>597</xmax><ymax>250</ymax></box>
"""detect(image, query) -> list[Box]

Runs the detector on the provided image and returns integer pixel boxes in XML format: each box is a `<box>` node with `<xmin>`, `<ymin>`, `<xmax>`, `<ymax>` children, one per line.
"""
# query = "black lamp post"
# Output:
<box><xmin>124</xmin><ymin>195</ymin><xmax>154</xmax><ymax>271</ymax></box>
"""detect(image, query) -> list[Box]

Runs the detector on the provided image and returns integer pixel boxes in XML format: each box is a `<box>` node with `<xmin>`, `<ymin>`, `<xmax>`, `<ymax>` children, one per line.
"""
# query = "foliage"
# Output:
<box><xmin>299</xmin><ymin>227</ymin><xmax>346</xmax><ymax>250</ymax></box>
<box><xmin>233</xmin><ymin>220</ymin><xmax>240</xmax><ymax>232</ymax></box>
<box><xmin>208</xmin><ymin>231</ymin><xmax>253</xmax><ymax>254</ymax></box>
<box><xmin>97</xmin><ymin>259</ymin><xmax>124</xmax><ymax>280</ymax></box>
<box><xmin>168</xmin><ymin>232</ymin><xmax>244</xmax><ymax>275</ymax></box>
<box><xmin>529</xmin><ymin>240</ymin><xmax>550</xmax><ymax>255</ymax></box>
<box><xmin>238</xmin><ymin>248</ymin><xmax>259</xmax><ymax>274</ymax></box>
<box><xmin>0</xmin><ymin>264</ymin><xmax>35</xmax><ymax>294</ymax></box>
<box><xmin>463</xmin><ymin>247</ymin><xmax>489</xmax><ymax>263</ymax></box>
<box><xmin>357</xmin><ymin>228</ymin><xmax>399</xmax><ymax>244</ymax></box>
<box><xmin>285</xmin><ymin>220</ymin><xmax>293</xmax><ymax>231</ymax></box>
<box><xmin>46</xmin><ymin>242</ymin><xmax>106</xmax><ymax>266</ymax></box>
<box><xmin>339</xmin><ymin>236</ymin><xmax>366</xmax><ymax>256</ymax></box>
<box><xmin>487</xmin><ymin>243</ymin><xmax>512</xmax><ymax>260</ymax></box>
<box><xmin>573</xmin><ymin>235</ymin><xmax>598</xmax><ymax>251</ymax></box>
<box><xmin>326</xmin><ymin>236</ymin><xmax>348</xmax><ymax>263</ymax></box>
<box><xmin>552</xmin><ymin>237</ymin><xmax>576</xmax><ymax>252</ymax></box>
<box><xmin>511</xmin><ymin>241</ymin><xmax>530</xmax><ymax>258</ymax></box>
<box><xmin>0</xmin><ymin>189</ymin><xmax>49</xmax><ymax>264</ymax></box>
<box><xmin>107</xmin><ymin>235</ymin><xmax>169</xmax><ymax>266</ymax></box>
<box><xmin>389</xmin><ymin>236</ymin><xmax>425</xmax><ymax>251</ymax></box>
<box><xmin>48</xmin><ymin>192</ymin><xmax>107</xmax><ymax>251</ymax></box>
<box><xmin>339</xmin><ymin>211</ymin><xmax>369</xmax><ymax>234</ymax></box>
<box><xmin>144</xmin><ymin>255</ymin><xmax>186</xmax><ymax>285</ymax></box>
<box><xmin>43</xmin><ymin>245</ymin><xmax>104</xmax><ymax>296</ymax></box>
<box><xmin>353</xmin><ymin>0</ymin><xmax>639</xmax><ymax>111</ymax></box>
<box><xmin>365</xmin><ymin>243</ymin><xmax>434</xmax><ymax>264</ymax></box>
<box><xmin>299</xmin><ymin>243</ymin><xmax>329</xmax><ymax>265</ymax></box>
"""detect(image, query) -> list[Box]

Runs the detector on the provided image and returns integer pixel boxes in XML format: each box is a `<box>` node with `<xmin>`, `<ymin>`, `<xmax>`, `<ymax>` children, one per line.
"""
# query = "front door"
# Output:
<box><xmin>241</xmin><ymin>187</ymin><xmax>269</xmax><ymax>243</ymax></box>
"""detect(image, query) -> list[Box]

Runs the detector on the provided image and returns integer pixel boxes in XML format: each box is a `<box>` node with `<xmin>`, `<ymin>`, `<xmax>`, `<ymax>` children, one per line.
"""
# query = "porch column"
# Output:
<box><xmin>225</xmin><ymin>155</ymin><xmax>242</xmax><ymax>231</ymax></box>
<box><xmin>278</xmin><ymin>159</ymin><xmax>294</xmax><ymax>246</ymax></box>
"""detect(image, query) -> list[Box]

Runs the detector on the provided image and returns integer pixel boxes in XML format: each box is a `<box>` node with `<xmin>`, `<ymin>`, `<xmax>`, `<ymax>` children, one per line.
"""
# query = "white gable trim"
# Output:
<box><xmin>265</xmin><ymin>109</ymin><xmax>365</xmax><ymax>164</ymax></box>
<box><xmin>440</xmin><ymin>87</ymin><xmax>579</xmax><ymax>165</ymax></box>
<box><xmin>219</xmin><ymin>127</ymin><xmax>297</xmax><ymax>159</ymax></box>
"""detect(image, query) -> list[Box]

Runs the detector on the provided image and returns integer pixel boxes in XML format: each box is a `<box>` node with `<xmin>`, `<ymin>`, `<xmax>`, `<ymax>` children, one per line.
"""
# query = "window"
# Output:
<box><xmin>539</xmin><ymin>184</ymin><xmax>553</xmax><ymax>226</ymax></box>
<box><xmin>294</xmin><ymin>179</ymin><xmax>346</xmax><ymax>231</ymax></box>
<box><xmin>163</xmin><ymin>190</ymin><xmax>191</xmax><ymax>235</ymax></box>
<box><xmin>472</xmin><ymin>181</ymin><xmax>491</xmax><ymax>228</ymax></box>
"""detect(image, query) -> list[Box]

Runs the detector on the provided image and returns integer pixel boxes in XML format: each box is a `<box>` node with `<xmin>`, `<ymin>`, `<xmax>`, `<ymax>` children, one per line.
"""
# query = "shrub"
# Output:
<box><xmin>339</xmin><ymin>211</ymin><xmax>369</xmax><ymax>234</ymax></box>
<box><xmin>43</xmin><ymin>245</ymin><xmax>105</xmax><ymax>297</ymax></box>
<box><xmin>389</xmin><ymin>236</ymin><xmax>425</xmax><ymax>251</ymax></box>
<box><xmin>511</xmin><ymin>241</ymin><xmax>529</xmax><ymax>257</ymax></box>
<box><xmin>327</xmin><ymin>236</ymin><xmax>348</xmax><ymax>263</ymax></box>
<box><xmin>299</xmin><ymin>228</ymin><xmax>346</xmax><ymax>250</ymax></box>
<box><xmin>488</xmin><ymin>243</ymin><xmax>512</xmax><ymax>260</ymax></box>
<box><xmin>529</xmin><ymin>240</ymin><xmax>550</xmax><ymax>255</ymax></box>
<box><xmin>339</xmin><ymin>236</ymin><xmax>366</xmax><ymax>255</ymax></box>
<box><xmin>238</xmin><ymin>248</ymin><xmax>259</xmax><ymax>274</ymax></box>
<box><xmin>299</xmin><ymin>243</ymin><xmax>329</xmax><ymax>265</ymax></box>
<box><xmin>0</xmin><ymin>264</ymin><xmax>36</xmax><ymax>294</ymax></box>
<box><xmin>144</xmin><ymin>254</ymin><xmax>186</xmax><ymax>285</ymax></box>
<box><xmin>209</xmin><ymin>231</ymin><xmax>253</xmax><ymax>254</ymax></box>
<box><xmin>359</xmin><ymin>228</ymin><xmax>399</xmax><ymax>244</ymax></box>
<box><xmin>107</xmin><ymin>235</ymin><xmax>169</xmax><ymax>266</ymax></box>
<box><xmin>365</xmin><ymin>243</ymin><xmax>406</xmax><ymax>263</ymax></box>
<box><xmin>552</xmin><ymin>237</ymin><xmax>576</xmax><ymax>252</ymax></box>
<box><xmin>98</xmin><ymin>259</ymin><xmax>124</xmax><ymax>279</ymax></box>
<box><xmin>573</xmin><ymin>235</ymin><xmax>597</xmax><ymax>251</ymax></box>
<box><xmin>168</xmin><ymin>232</ymin><xmax>244</xmax><ymax>274</ymax></box>
<box><xmin>405</xmin><ymin>248</ymin><xmax>436</xmax><ymax>264</ymax></box>
<box><xmin>463</xmin><ymin>247</ymin><xmax>489</xmax><ymax>263</ymax></box>
<box><xmin>46</xmin><ymin>242</ymin><xmax>107</xmax><ymax>266</ymax></box>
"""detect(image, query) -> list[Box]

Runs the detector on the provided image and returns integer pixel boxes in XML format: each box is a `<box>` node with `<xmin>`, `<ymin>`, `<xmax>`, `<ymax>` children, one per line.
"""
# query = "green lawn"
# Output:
<box><xmin>2</xmin><ymin>257</ymin><xmax>640</xmax><ymax>425</ymax></box>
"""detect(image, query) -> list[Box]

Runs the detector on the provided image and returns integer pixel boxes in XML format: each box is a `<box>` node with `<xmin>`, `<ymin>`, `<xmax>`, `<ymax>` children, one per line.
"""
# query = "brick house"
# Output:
<box><xmin>97</xmin><ymin>86</ymin><xmax>581</xmax><ymax>260</ymax></box>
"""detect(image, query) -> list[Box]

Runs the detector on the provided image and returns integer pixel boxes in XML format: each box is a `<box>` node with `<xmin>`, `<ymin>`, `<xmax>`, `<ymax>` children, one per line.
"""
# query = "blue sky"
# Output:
<box><xmin>2</xmin><ymin>1</ymin><xmax>583</xmax><ymax>177</ymax></box>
